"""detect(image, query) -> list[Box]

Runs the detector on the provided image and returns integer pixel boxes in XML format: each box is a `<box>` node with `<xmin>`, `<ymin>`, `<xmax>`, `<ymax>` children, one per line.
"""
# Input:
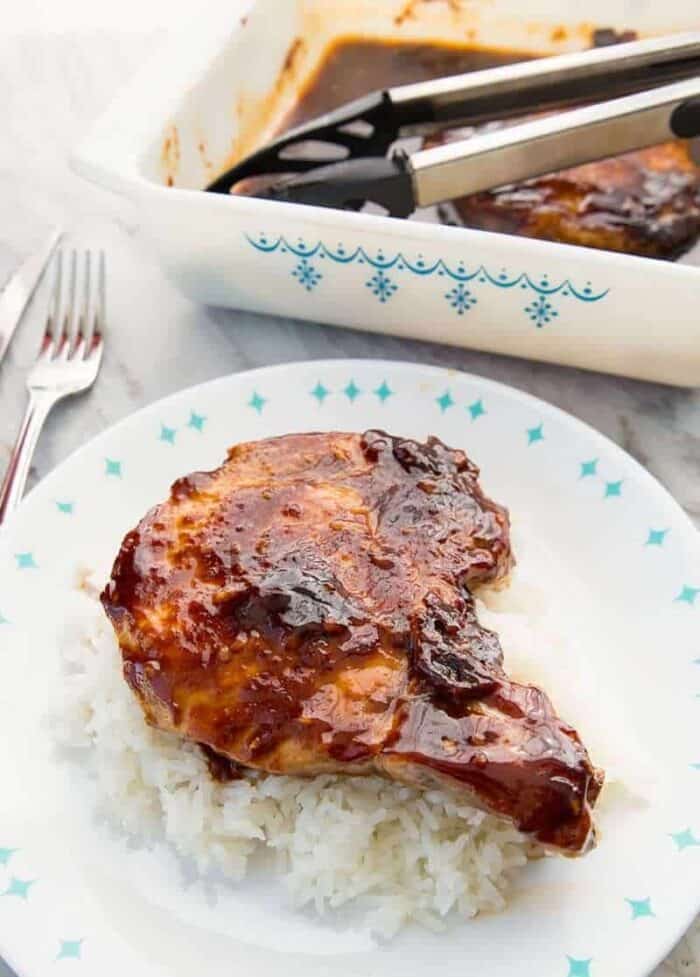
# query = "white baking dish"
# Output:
<box><xmin>73</xmin><ymin>0</ymin><xmax>700</xmax><ymax>385</ymax></box>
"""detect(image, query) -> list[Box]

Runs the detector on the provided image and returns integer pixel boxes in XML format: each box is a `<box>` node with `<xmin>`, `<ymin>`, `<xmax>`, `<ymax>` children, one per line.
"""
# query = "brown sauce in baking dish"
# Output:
<box><xmin>281</xmin><ymin>27</ymin><xmax>642</xmax><ymax>128</ymax></box>
<box><xmin>263</xmin><ymin>35</ymin><xmax>700</xmax><ymax>261</ymax></box>
<box><xmin>282</xmin><ymin>40</ymin><xmax>529</xmax><ymax>130</ymax></box>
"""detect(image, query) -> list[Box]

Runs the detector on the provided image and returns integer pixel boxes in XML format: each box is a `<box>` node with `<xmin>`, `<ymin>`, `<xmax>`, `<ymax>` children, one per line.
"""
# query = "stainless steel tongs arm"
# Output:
<box><xmin>409</xmin><ymin>77</ymin><xmax>700</xmax><ymax>208</ymax></box>
<box><xmin>390</xmin><ymin>32</ymin><xmax>700</xmax><ymax>129</ymax></box>
<box><xmin>207</xmin><ymin>33</ymin><xmax>700</xmax><ymax>195</ymax></box>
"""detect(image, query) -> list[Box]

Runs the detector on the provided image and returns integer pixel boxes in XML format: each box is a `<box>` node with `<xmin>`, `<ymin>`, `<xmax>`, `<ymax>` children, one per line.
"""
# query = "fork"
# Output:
<box><xmin>0</xmin><ymin>250</ymin><xmax>105</xmax><ymax>526</ymax></box>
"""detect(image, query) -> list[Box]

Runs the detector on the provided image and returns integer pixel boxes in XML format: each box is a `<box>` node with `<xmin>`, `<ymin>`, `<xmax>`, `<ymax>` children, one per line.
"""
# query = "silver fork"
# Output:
<box><xmin>0</xmin><ymin>250</ymin><xmax>105</xmax><ymax>525</ymax></box>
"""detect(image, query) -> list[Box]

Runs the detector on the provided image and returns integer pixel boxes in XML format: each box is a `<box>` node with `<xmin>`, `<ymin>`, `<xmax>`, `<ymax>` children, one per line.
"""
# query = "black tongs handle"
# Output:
<box><xmin>261</xmin><ymin>77</ymin><xmax>700</xmax><ymax>216</ymax></box>
<box><xmin>390</xmin><ymin>32</ymin><xmax>700</xmax><ymax>129</ymax></box>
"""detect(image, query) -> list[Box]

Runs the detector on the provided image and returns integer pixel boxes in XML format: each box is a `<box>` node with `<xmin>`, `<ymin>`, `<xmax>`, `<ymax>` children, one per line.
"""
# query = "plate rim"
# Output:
<box><xmin>3</xmin><ymin>359</ymin><xmax>699</xmax><ymax>543</ymax></box>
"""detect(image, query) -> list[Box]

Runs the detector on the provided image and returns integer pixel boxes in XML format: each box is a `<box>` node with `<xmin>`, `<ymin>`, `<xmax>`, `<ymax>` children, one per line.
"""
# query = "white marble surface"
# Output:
<box><xmin>0</xmin><ymin>22</ymin><xmax>697</xmax><ymax>977</ymax></box>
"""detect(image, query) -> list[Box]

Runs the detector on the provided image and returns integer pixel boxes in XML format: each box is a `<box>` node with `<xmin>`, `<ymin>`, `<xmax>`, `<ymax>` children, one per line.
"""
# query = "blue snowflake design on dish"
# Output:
<box><xmin>246</xmin><ymin>234</ymin><xmax>608</xmax><ymax>327</ymax></box>
<box><xmin>445</xmin><ymin>283</ymin><xmax>477</xmax><ymax>315</ymax></box>
<box><xmin>366</xmin><ymin>269</ymin><xmax>398</xmax><ymax>302</ymax></box>
<box><xmin>526</xmin><ymin>294</ymin><xmax>559</xmax><ymax>327</ymax></box>
<box><xmin>291</xmin><ymin>257</ymin><xmax>322</xmax><ymax>292</ymax></box>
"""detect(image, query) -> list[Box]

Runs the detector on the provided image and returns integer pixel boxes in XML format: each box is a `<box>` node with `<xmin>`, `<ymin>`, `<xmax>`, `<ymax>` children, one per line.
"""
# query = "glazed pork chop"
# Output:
<box><xmin>432</xmin><ymin>130</ymin><xmax>700</xmax><ymax>259</ymax></box>
<box><xmin>102</xmin><ymin>430</ymin><xmax>603</xmax><ymax>854</ymax></box>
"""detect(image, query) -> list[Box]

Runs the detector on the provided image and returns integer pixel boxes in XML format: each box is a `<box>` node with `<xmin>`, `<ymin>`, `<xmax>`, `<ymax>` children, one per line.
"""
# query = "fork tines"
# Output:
<box><xmin>43</xmin><ymin>248</ymin><xmax>106</xmax><ymax>361</ymax></box>
<box><xmin>0</xmin><ymin>245</ymin><xmax>106</xmax><ymax>524</ymax></box>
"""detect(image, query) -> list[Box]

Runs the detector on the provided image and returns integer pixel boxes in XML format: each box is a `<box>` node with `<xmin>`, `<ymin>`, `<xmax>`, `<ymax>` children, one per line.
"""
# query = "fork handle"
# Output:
<box><xmin>0</xmin><ymin>391</ymin><xmax>56</xmax><ymax>526</ymax></box>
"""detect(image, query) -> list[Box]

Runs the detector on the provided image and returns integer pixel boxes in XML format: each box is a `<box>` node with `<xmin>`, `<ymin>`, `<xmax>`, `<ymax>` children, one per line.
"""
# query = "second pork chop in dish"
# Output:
<box><xmin>432</xmin><ymin>132</ymin><xmax>700</xmax><ymax>259</ymax></box>
<box><xmin>101</xmin><ymin>430</ymin><xmax>604</xmax><ymax>855</ymax></box>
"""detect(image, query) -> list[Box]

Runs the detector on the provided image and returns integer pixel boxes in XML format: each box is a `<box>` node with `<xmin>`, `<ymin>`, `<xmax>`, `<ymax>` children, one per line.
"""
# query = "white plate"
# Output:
<box><xmin>0</xmin><ymin>359</ymin><xmax>698</xmax><ymax>977</ymax></box>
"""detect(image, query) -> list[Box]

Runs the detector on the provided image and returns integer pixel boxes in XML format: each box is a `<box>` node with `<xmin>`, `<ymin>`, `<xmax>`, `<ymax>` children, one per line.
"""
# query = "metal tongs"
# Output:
<box><xmin>206</xmin><ymin>34</ymin><xmax>700</xmax><ymax>217</ymax></box>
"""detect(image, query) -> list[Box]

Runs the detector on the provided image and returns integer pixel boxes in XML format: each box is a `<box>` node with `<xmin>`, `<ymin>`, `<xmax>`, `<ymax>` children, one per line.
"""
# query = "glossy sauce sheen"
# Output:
<box><xmin>433</xmin><ymin>132</ymin><xmax>700</xmax><ymax>259</ymax></box>
<box><xmin>102</xmin><ymin>431</ymin><xmax>603</xmax><ymax>853</ymax></box>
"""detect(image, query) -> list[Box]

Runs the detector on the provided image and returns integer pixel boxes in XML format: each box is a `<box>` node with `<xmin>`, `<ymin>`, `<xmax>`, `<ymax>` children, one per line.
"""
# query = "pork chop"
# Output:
<box><xmin>101</xmin><ymin>430</ymin><xmax>603</xmax><ymax>854</ymax></box>
<box><xmin>432</xmin><ymin>129</ymin><xmax>700</xmax><ymax>259</ymax></box>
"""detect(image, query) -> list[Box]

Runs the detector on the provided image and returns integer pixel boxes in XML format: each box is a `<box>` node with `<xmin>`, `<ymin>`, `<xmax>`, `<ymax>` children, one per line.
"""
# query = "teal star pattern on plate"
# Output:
<box><xmin>646</xmin><ymin>529</ymin><xmax>667</xmax><ymax>546</ymax></box>
<box><xmin>159</xmin><ymin>424</ymin><xmax>176</xmax><ymax>444</ymax></box>
<box><xmin>374</xmin><ymin>381</ymin><xmax>393</xmax><ymax>403</ymax></box>
<box><xmin>527</xmin><ymin>423</ymin><xmax>544</xmax><ymax>445</ymax></box>
<box><xmin>0</xmin><ymin>610</ymin><xmax>8</xmax><ymax>625</ymax></box>
<box><xmin>676</xmin><ymin>586</ymin><xmax>699</xmax><ymax>605</ymax></box>
<box><xmin>105</xmin><ymin>459</ymin><xmax>121</xmax><ymax>477</ymax></box>
<box><xmin>56</xmin><ymin>501</ymin><xmax>74</xmax><ymax>514</ymax></box>
<box><xmin>626</xmin><ymin>897</ymin><xmax>655</xmax><ymax>919</ymax></box>
<box><xmin>604</xmin><ymin>480</ymin><xmax>623</xmax><ymax>498</ymax></box>
<box><xmin>3</xmin><ymin>877</ymin><xmax>35</xmax><ymax>899</ymax></box>
<box><xmin>436</xmin><ymin>390</ymin><xmax>454</xmax><ymax>412</ymax></box>
<box><xmin>691</xmin><ymin>762</ymin><xmax>700</xmax><ymax>770</ymax></box>
<box><xmin>580</xmin><ymin>459</ymin><xmax>598</xmax><ymax>478</ymax></box>
<box><xmin>566</xmin><ymin>957</ymin><xmax>592</xmax><ymax>977</ymax></box>
<box><xmin>188</xmin><ymin>411</ymin><xmax>206</xmax><ymax>432</ymax></box>
<box><xmin>57</xmin><ymin>939</ymin><xmax>83</xmax><ymax>960</ymax></box>
<box><xmin>310</xmin><ymin>382</ymin><xmax>329</xmax><ymax>405</ymax></box>
<box><xmin>670</xmin><ymin>828</ymin><xmax>700</xmax><ymax>851</ymax></box>
<box><xmin>248</xmin><ymin>391</ymin><xmax>267</xmax><ymax>413</ymax></box>
<box><xmin>467</xmin><ymin>398</ymin><xmax>485</xmax><ymax>420</ymax></box>
<box><xmin>0</xmin><ymin>847</ymin><xmax>17</xmax><ymax>866</ymax></box>
<box><xmin>344</xmin><ymin>380</ymin><xmax>361</xmax><ymax>402</ymax></box>
<box><xmin>15</xmin><ymin>552</ymin><xmax>37</xmax><ymax>570</ymax></box>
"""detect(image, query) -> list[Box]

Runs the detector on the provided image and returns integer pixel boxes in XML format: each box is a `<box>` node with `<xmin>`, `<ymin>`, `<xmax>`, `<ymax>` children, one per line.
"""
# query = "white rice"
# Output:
<box><xmin>51</xmin><ymin>520</ymin><xmax>640</xmax><ymax>938</ymax></box>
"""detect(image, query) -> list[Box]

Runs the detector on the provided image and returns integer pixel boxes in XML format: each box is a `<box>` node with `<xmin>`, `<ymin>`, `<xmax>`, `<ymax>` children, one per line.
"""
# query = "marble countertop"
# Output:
<box><xmin>0</xmin><ymin>24</ymin><xmax>697</xmax><ymax>977</ymax></box>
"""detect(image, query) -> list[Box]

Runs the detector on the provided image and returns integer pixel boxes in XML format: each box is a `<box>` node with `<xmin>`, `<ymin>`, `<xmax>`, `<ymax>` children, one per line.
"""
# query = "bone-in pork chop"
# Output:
<box><xmin>101</xmin><ymin>430</ymin><xmax>603</xmax><ymax>854</ymax></box>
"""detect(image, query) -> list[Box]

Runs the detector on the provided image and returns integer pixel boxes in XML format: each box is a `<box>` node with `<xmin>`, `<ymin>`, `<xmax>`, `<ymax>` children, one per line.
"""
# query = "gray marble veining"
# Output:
<box><xmin>0</xmin><ymin>28</ymin><xmax>696</xmax><ymax>977</ymax></box>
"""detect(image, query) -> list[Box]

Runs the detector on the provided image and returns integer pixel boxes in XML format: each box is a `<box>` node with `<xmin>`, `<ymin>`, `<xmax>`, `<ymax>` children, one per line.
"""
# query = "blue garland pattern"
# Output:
<box><xmin>246</xmin><ymin>233</ymin><xmax>609</xmax><ymax>326</ymax></box>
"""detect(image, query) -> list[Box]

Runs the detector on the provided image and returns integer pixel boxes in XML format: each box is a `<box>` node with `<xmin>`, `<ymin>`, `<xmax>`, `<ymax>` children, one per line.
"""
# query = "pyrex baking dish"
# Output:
<box><xmin>73</xmin><ymin>0</ymin><xmax>700</xmax><ymax>386</ymax></box>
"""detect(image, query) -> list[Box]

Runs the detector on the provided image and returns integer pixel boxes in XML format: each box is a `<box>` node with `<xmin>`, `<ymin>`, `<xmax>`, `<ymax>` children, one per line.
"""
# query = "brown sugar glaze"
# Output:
<box><xmin>102</xmin><ymin>431</ymin><xmax>603</xmax><ymax>853</ymax></box>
